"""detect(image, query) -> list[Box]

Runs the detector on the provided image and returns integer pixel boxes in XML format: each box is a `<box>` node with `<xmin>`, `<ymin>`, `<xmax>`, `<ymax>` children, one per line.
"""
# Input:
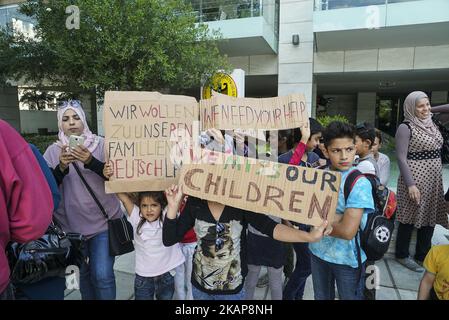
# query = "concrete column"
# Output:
<box><xmin>311</xmin><ymin>79</ymin><xmax>317</xmax><ymax>118</ymax></box>
<box><xmin>356</xmin><ymin>92</ymin><xmax>377</xmax><ymax>124</ymax></box>
<box><xmin>0</xmin><ymin>86</ymin><xmax>20</xmax><ymax>131</ymax></box>
<box><xmin>80</xmin><ymin>92</ymin><xmax>98</xmax><ymax>134</ymax></box>
<box><xmin>277</xmin><ymin>0</ymin><xmax>314</xmax><ymax>117</ymax></box>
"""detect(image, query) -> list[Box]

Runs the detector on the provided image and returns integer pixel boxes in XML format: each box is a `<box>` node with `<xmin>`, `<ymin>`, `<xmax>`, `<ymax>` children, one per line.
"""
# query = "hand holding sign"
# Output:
<box><xmin>309</xmin><ymin>220</ymin><xmax>329</xmax><ymax>242</ymax></box>
<box><xmin>206</xmin><ymin>128</ymin><xmax>225</xmax><ymax>146</ymax></box>
<box><xmin>104</xmin><ymin>163</ymin><xmax>114</xmax><ymax>179</ymax></box>
<box><xmin>300</xmin><ymin>122</ymin><xmax>311</xmax><ymax>144</ymax></box>
<box><xmin>165</xmin><ymin>184</ymin><xmax>185</xmax><ymax>213</ymax></box>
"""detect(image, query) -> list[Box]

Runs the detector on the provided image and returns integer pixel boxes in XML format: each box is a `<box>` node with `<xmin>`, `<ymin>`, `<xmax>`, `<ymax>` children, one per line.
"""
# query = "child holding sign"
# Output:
<box><xmin>281</xmin><ymin>118</ymin><xmax>324</xmax><ymax>300</ymax></box>
<box><xmin>104</xmin><ymin>165</ymin><xmax>185</xmax><ymax>300</ymax></box>
<box><xmin>243</xmin><ymin>120</ymin><xmax>322</xmax><ymax>300</ymax></box>
<box><xmin>163</xmin><ymin>184</ymin><xmax>331</xmax><ymax>300</ymax></box>
<box><xmin>309</xmin><ymin>121</ymin><xmax>375</xmax><ymax>300</ymax></box>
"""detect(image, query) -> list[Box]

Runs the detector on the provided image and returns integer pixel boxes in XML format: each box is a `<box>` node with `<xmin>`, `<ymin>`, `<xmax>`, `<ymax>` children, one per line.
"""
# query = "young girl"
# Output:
<box><xmin>104</xmin><ymin>165</ymin><xmax>184</xmax><ymax>300</ymax></box>
<box><xmin>163</xmin><ymin>184</ymin><xmax>331</xmax><ymax>300</ymax></box>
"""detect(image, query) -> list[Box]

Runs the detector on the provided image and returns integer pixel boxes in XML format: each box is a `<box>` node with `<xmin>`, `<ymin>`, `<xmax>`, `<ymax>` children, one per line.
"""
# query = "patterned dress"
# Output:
<box><xmin>397</xmin><ymin>123</ymin><xmax>449</xmax><ymax>228</ymax></box>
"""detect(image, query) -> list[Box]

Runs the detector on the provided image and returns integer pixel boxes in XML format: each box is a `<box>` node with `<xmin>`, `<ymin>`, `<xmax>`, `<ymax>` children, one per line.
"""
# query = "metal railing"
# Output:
<box><xmin>314</xmin><ymin>0</ymin><xmax>423</xmax><ymax>11</ymax></box>
<box><xmin>188</xmin><ymin>0</ymin><xmax>265</xmax><ymax>23</ymax></box>
<box><xmin>187</xmin><ymin>0</ymin><xmax>279</xmax><ymax>48</ymax></box>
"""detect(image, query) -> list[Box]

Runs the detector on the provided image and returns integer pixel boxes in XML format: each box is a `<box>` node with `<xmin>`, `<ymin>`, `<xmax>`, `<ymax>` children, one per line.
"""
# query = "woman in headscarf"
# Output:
<box><xmin>395</xmin><ymin>91</ymin><xmax>449</xmax><ymax>272</ymax></box>
<box><xmin>44</xmin><ymin>100</ymin><xmax>123</xmax><ymax>300</ymax></box>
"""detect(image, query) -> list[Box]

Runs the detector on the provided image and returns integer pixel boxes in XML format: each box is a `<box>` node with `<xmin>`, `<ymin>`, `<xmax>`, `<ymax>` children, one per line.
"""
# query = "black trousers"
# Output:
<box><xmin>395</xmin><ymin>223</ymin><xmax>435</xmax><ymax>262</ymax></box>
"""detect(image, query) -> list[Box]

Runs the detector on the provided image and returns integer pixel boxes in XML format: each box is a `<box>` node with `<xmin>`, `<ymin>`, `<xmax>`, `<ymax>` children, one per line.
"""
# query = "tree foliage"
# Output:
<box><xmin>20</xmin><ymin>89</ymin><xmax>57</xmax><ymax>110</ymax></box>
<box><xmin>1</xmin><ymin>0</ymin><xmax>229</xmax><ymax>97</ymax></box>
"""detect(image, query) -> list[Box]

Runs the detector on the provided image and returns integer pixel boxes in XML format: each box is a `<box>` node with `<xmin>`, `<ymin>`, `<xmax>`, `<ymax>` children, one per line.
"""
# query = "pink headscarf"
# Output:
<box><xmin>56</xmin><ymin>100</ymin><xmax>100</xmax><ymax>153</ymax></box>
<box><xmin>403</xmin><ymin>91</ymin><xmax>438</xmax><ymax>138</ymax></box>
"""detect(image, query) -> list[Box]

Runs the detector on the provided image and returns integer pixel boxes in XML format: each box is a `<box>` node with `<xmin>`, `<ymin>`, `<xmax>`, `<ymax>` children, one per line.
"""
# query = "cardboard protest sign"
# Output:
<box><xmin>179</xmin><ymin>152</ymin><xmax>341</xmax><ymax>226</ymax></box>
<box><xmin>104</xmin><ymin>91</ymin><xmax>199</xmax><ymax>193</ymax></box>
<box><xmin>200</xmin><ymin>92</ymin><xmax>308</xmax><ymax>131</ymax></box>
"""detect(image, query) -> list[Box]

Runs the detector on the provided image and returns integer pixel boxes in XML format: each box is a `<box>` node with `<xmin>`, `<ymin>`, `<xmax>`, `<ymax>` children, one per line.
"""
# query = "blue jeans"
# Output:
<box><xmin>192</xmin><ymin>286</ymin><xmax>245</xmax><ymax>300</ymax></box>
<box><xmin>283</xmin><ymin>242</ymin><xmax>311</xmax><ymax>300</ymax></box>
<box><xmin>80</xmin><ymin>230</ymin><xmax>116</xmax><ymax>300</ymax></box>
<box><xmin>311</xmin><ymin>254</ymin><xmax>365</xmax><ymax>300</ymax></box>
<box><xmin>134</xmin><ymin>272</ymin><xmax>174</xmax><ymax>300</ymax></box>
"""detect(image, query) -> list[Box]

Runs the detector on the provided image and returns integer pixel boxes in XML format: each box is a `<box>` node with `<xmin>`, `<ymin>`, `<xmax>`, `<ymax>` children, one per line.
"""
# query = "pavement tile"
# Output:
<box><xmin>113</xmin><ymin>252</ymin><xmax>135</xmax><ymax>275</ymax></box>
<box><xmin>374</xmin><ymin>259</ymin><xmax>393</xmax><ymax>287</ymax></box>
<box><xmin>253</xmin><ymin>285</ymin><xmax>269</xmax><ymax>300</ymax></box>
<box><xmin>64</xmin><ymin>289</ymin><xmax>81</xmax><ymax>300</ymax></box>
<box><xmin>64</xmin><ymin>270</ymin><xmax>135</xmax><ymax>300</ymax></box>
<box><xmin>384</xmin><ymin>258</ymin><xmax>423</xmax><ymax>291</ymax></box>
<box><xmin>115</xmin><ymin>271</ymin><xmax>135</xmax><ymax>300</ymax></box>
<box><xmin>376</xmin><ymin>286</ymin><xmax>400</xmax><ymax>300</ymax></box>
<box><xmin>398</xmin><ymin>289</ymin><xmax>418</xmax><ymax>300</ymax></box>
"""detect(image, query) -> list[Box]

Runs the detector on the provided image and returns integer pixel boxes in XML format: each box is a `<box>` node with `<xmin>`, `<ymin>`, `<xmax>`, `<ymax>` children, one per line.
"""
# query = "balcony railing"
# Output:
<box><xmin>188</xmin><ymin>0</ymin><xmax>279</xmax><ymax>50</ymax></box>
<box><xmin>188</xmin><ymin>0</ymin><xmax>263</xmax><ymax>22</ymax></box>
<box><xmin>314</xmin><ymin>0</ymin><xmax>423</xmax><ymax>10</ymax></box>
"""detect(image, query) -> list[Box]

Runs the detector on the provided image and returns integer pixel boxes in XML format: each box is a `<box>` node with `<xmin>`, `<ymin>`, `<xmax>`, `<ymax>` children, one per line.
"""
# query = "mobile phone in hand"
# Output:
<box><xmin>69</xmin><ymin>135</ymin><xmax>85</xmax><ymax>150</ymax></box>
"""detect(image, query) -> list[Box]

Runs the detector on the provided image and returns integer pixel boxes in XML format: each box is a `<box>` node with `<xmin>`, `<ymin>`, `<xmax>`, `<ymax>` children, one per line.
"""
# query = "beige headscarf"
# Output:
<box><xmin>403</xmin><ymin>91</ymin><xmax>437</xmax><ymax>138</ymax></box>
<box><xmin>55</xmin><ymin>100</ymin><xmax>100</xmax><ymax>152</ymax></box>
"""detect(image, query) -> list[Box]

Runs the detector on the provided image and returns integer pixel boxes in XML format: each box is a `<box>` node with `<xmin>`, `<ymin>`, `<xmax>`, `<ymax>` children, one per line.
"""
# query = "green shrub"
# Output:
<box><xmin>22</xmin><ymin>134</ymin><xmax>58</xmax><ymax>154</ymax></box>
<box><xmin>316</xmin><ymin>114</ymin><xmax>350</xmax><ymax>127</ymax></box>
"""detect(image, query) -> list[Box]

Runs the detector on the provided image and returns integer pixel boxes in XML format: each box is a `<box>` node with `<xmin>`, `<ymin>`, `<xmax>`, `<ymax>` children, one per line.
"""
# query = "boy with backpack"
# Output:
<box><xmin>309</xmin><ymin>121</ymin><xmax>375</xmax><ymax>300</ymax></box>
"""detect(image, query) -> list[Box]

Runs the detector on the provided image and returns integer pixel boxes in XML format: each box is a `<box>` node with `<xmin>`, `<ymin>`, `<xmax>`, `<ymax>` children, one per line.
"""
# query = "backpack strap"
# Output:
<box><xmin>343</xmin><ymin>169</ymin><xmax>364</xmax><ymax>202</ymax></box>
<box><xmin>343</xmin><ymin>169</ymin><xmax>366</xmax><ymax>294</ymax></box>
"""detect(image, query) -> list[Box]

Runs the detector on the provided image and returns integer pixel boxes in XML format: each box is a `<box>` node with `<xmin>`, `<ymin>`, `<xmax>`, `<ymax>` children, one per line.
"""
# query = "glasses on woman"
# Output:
<box><xmin>58</xmin><ymin>100</ymin><xmax>82</xmax><ymax>109</ymax></box>
<box><xmin>215</xmin><ymin>222</ymin><xmax>226</xmax><ymax>251</ymax></box>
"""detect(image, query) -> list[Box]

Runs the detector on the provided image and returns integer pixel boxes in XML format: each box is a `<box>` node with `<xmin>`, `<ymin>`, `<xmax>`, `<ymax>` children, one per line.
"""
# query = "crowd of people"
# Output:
<box><xmin>1</xmin><ymin>90</ymin><xmax>448</xmax><ymax>301</ymax></box>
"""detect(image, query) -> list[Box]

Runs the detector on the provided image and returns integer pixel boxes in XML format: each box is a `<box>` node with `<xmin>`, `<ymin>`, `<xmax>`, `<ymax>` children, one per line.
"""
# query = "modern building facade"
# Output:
<box><xmin>2</xmin><ymin>0</ymin><xmax>449</xmax><ymax>135</ymax></box>
<box><xmin>196</xmin><ymin>0</ymin><xmax>449</xmax><ymax>136</ymax></box>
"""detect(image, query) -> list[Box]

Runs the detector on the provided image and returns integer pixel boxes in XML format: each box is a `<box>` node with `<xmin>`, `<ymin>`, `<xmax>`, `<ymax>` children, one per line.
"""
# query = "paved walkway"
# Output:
<box><xmin>64</xmin><ymin>162</ymin><xmax>449</xmax><ymax>300</ymax></box>
<box><xmin>64</xmin><ymin>223</ymin><xmax>449</xmax><ymax>300</ymax></box>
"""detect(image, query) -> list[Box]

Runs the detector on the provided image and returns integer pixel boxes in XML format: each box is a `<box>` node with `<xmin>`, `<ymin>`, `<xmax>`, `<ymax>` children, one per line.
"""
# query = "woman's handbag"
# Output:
<box><xmin>72</xmin><ymin>163</ymin><xmax>134</xmax><ymax>256</ymax></box>
<box><xmin>6</xmin><ymin>219</ymin><xmax>86</xmax><ymax>285</ymax></box>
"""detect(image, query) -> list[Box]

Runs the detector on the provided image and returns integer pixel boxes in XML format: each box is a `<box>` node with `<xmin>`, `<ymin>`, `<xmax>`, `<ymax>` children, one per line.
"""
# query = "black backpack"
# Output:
<box><xmin>343</xmin><ymin>170</ymin><xmax>396</xmax><ymax>263</ymax></box>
